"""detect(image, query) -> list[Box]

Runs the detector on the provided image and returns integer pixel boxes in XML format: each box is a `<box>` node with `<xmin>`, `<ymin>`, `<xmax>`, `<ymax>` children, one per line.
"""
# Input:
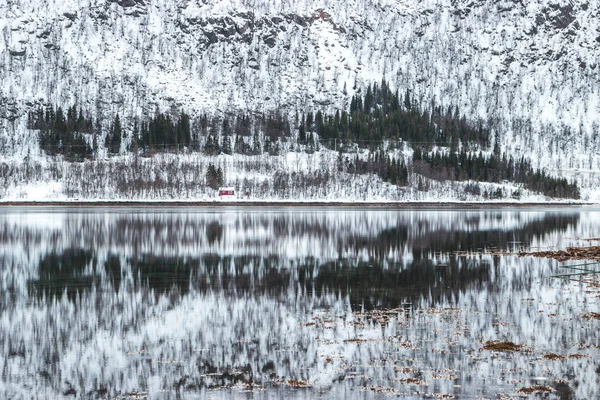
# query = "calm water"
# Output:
<box><xmin>1</xmin><ymin>206</ymin><xmax>600</xmax><ymax>399</ymax></box>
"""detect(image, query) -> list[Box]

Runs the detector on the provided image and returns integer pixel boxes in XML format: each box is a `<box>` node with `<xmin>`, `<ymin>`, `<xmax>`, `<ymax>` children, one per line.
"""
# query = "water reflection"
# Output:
<box><xmin>1</xmin><ymin>207</ymin><xmax>599</xmax><ymax>399</ymax></box>
<box><xmin>28</xmin><ymin>249</ymin><xmax>97</xmax><ymax>301</ymax></box>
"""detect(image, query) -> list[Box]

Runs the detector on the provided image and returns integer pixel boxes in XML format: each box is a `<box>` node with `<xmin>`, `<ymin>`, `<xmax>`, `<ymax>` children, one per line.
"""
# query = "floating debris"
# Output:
<box><xmin>417</xmin><ymin>308</ymin><xmax>461</xmax><ymax>315</ymax></box>
<box><xmin>394</xmin><ymin>367</ymin><xmax>418</xmax><ymax>374</ymax></box>
<box><xmin>582</xmin><ymin>312</ymin><xmax>600</xmax><ymax>320</ymax></box>
<box><xmin>432</xmin><ymin>370</ymin><xmax>458</xmax><ymax>380</ymax></box>
<box><xmin>287</xmin><ymin>379</ymin><xmax>310</xmax><ymax>388</ymax></box>
<box><xmin>454</xmin><ymin>250</ymin><xmax>515</xmax><ymax>257</ymax></box>
<box><xmin>520</xmin><ymin>246</ymin><xmax>600</xmax><ymax>262</ymax></box>
<box><xmin>361</xmin><ymin>386</ymin><xmax>399</xmax><ymax>394</ymax></box>
<box><xmin>345</xmin><ymin>374</ymin><xmax>371</xmax><ymax>380</ymax></box>
<box><xmin>343</xmin><ymin>338</ymin><xmax>368</xmax><ymax>344</ymax></box>
<box><xmin>517</xmin><ymin>385</ymin><xmax>553</xmax><ymax>394</ymax></box>
<box><xmin>394</xmin><ymin>377</ymin><xmax>427</xmax><ymax>385</ymax></box>
<box><xmin>543</xmin><ymin>353</ymin><xmax>566</xmax><ymax>361</ymax></box>
<box><xmin>481</xmin><ymin>340</ymin><xmax>524</xmax><ymax>352</ymax></box>
<box><xmin>113</xmin><ymin>393</ymin><xmax>148</xmax><ymax>400</ymax></box>
<box><xmin>391</xmin><ymin>339</ymin><xmax>416</xmax><ymax>349</ymax></box>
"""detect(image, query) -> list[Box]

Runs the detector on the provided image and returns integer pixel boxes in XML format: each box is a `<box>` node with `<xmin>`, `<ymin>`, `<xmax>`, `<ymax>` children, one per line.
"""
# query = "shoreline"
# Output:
<box><xmin>0</xmin><ymin>201</ymin><xmax>595</xmax><ymax>207</ymax></box>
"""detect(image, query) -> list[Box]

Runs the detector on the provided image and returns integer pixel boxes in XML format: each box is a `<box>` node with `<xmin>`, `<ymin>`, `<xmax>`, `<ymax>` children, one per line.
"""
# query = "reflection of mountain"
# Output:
<box><xmin>20</xmin><ymin>211</ymin><xmax>579</xmax><ymax>307</ymax></box>
<box><xmin>0</xmin><ymin>211</ymin><xmax>582</xmax><ymax>279</ymax></box>
<box><xmin>4</xmin><ymin>208</ymin><xmax>600</xmax><ymax>400</ymax></box>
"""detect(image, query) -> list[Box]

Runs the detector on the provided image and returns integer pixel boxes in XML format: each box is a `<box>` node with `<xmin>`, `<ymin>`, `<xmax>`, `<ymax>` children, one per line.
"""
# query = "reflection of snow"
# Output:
<box><xmin>0</xmin><ymin>208</ymin><xmax>599</xmax><ymax>398</ymax></box>
<box><xmin>0</xmin><ymin>207</ymin><xmax>590</xmax><ymax>263</ymax></box>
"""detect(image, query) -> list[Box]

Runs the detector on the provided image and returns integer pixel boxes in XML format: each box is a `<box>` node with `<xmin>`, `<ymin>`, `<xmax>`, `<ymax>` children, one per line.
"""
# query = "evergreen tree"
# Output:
<box><xmin>204</xmin><ymin>135</ymin><xmax>220</xmax><ymax>155</ymax></box>
<box><xmin>221</xmin><ymin>135</ymin><xmax>232</xmax><ymax>155</ymax></box>
<box><xmin>252</xmin><ymin>132</ymin><xmax>261</xmax><ymax>155</ymax></box>
<box><xmin>106</xmin><ymin>114</ymin><xmax>122</xmax><ymax>155</ymax></box>
<box><xmin>206</xmin><ymin>163</ymin><xmax>224</xmax><ymax>190</ymax></box>
<box><xmin>35</xmin><ymin>104</ymin><xmax>94</xmax><ymax>161</ymax></box>
<box><xmin>364</xmin><ymin>85</ymin><xmax>373</xmax><ymax>114</ymax></box>
<box><xmin>298</xmin><ymin>118</ymin><xmax>306</xmax><ymax>144</ymax></box>
<box><xmin>404</xmin><ymin>89</ymin><xmax>411</xmax><ymax>110</ymax></box>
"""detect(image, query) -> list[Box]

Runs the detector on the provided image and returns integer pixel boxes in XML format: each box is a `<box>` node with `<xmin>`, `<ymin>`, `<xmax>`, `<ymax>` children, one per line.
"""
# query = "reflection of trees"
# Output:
<box><xmin>130</xmin><ymin>255</ymin><xmax>196</xmax><ymax>296</ymax></box>
<box><xmin>342</xmin><ymin>213</ymin><xmax>580</xmax><ymax>261</ymax></box>
<box><xmin>338</xmin><ymin>226</ymin><xmax>409</xmax><ymax>259</ymax></box>
<box><xmin>7</xmin><ymin>210</ymin><xmax>596</xmax><ymax>399</ymax></box>
<box><xmin>205</xmin><ymin>221</ymin><xmax>223</xmax><ymax>245</ymax></box>
<box><xmin>28</xmin><ymin>249</ymin><xmax>97</xmax><ymax>301</ymax></box>
<box><xmin>299</xmin><ymin>258</ymin><xmax>492</xmax><ymax>309</ymax></box>
<box><xmin>20</xmin><ymin>212</ymin><xmax>579</xmax><ymax>307</ymax></box>
<box><xmin>187</xmin><ymin>255</ymin><xmax>491</xmax><ymax>310</ymax></box>
<box><xmin>28</xmin><ymin>251</ymin><xmax>197</xmax><ymax>300</ymax></box>
<box><xmin>104</xmin><ymin>255</ymin><xmax>122</xmax><ymax>292</ymax></box>
<box><xmin>0</xmin><ymin>211</ymin><xmax>580</xmax><ymax>266</ymax></box>
<box><xmin>194</xmin><ymin>255</ymin><xmax>285</xmax><ymax>293</ymax></box>
<box><xmin>408</xmin><ymin>213</ymin><xmax>580</xmax><ymax>253</ymax></box>
<box><xmin>16</xmin><ymin>251</ymin><xmax>506</xmax><ymax>310</ymax></box>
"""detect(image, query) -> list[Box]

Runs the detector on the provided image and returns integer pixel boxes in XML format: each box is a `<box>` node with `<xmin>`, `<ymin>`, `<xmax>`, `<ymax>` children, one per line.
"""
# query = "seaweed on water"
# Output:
<box><xmin>543</xmin><ymin>353</ymin><xmax>566</xmax><ymax>361</ymax></box>
<box><xmin>394</xmin><ymin>377</ymin><xmax>427</xmax><ymax>385</ymax></box>
<box><xmin>583</xmin><ymin>312</ymin><xmax>600</xmax><ymax>320</ymax></box>
<box><xmin>287</xmin><ymin>379</ymin><xmax>310</xmax><ymax>388</ymax></box>
<box><xmin>517</xmin><ymin>385</ymin><xmax>553</xmax><ymax>394</ymax></box>
<box><xmin>481</xmin><ymin>340</ymin><xmax>524</xmax><ymax>352</ymax></box>
<box><xmin>520</xmin><ymin>246</ymin><xmax>600</xmax><ymax>262</ymax></box>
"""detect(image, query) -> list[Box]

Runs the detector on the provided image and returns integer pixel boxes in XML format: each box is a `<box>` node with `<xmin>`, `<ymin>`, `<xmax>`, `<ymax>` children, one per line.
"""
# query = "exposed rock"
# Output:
<box><xmin>547</xmin><ymin>3</ymin><xmax>576</xmax><ymax>30</ymax></box>
<box><xmin>111</xmin><ymin>0</ymin><xmax>138</xmax><ymax>7</ymax></box>
<box><xmin>63</xmin><ymin>12</ymin><xmax>77</xmax><ymax>21</ymax></box>
<box><xmin>263</xmin><ymin>34</ymin><xmax>276</xmax><ymax>48</ymax></box>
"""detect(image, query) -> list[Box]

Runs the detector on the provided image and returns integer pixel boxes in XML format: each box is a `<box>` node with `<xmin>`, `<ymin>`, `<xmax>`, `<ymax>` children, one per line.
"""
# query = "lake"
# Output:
<box><xmin>1</xmin><ymin>206</ymin><xmax>599</xmax><ymax>399</ymax></box>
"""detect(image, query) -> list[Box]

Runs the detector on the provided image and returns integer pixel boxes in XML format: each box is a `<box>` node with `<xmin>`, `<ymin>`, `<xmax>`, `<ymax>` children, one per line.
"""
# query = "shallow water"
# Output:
<box><xmin>1</xmin><ymin>206</ymin><xmax>600</xmax><ymax>399</ymax></box>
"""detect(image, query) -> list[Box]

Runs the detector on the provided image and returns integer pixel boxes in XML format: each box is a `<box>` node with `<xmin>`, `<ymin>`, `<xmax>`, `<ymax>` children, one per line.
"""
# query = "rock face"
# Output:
<box><xmin>0</xmin><ymin>0</ymin><xmax>599</xmax><ymax>172</ymax></box>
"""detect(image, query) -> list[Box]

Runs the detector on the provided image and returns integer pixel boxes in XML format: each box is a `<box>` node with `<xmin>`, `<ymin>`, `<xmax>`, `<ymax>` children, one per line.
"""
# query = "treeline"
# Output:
<box><xmin>339</xmin><ymin>151</ymin><xmax>409</xmax><ymax>187</ymax></box>
<box><xmin>135</xmin><ymin>112</ymin><xmax>191</xmax><ymax>152</ymax></box>
<box><xmin>198</xmin><ymin>113</ymin><xmax>290</xmax><ymax>156</ymax></box>
<box><xmin>28</xmin><ymin>105</ymin><xmax>95</xmax><ymax>161</ymax></box>
<box><xmin>131</xmin><ymin>112</ymin><xmax>289</xmax><ymax>156</ymax></box>
<box><xmin>298</xmin><ymin>80</ymin><xmax>490</xmax><ymax>150</ymax></box>
<box><xmin>29</xmin><ymin>106</ymin><xmax>293</xmax><ymax>158</ymax></box>
<box><xmin>205</xmin><ymin>163</ymin><xmax>224</xmax><ymax>190</ymax></box>
<box><xmin>413</xmin><ymin>147</ymin><xmax>580</xmax><ymax>199</ymax></box>
<box><xmin>26</xmin><ymin>82</ymin><xmax>580</xmax><ymax>200</ymax></box>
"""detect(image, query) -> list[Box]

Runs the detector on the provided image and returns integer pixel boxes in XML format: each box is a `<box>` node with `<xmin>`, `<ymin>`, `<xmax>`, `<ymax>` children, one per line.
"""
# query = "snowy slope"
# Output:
<box><xmin>0</xmin><ymin>0</ymin><xmax>599</xmax><ymax>199</ymax></box>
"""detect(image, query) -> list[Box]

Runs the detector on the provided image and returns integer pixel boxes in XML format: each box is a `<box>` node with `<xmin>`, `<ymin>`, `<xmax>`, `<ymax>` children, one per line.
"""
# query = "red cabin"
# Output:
<box><xmin>218</xmin><ymin>187</ymin><xmax>235</xmax><ymax>197</ymax></box>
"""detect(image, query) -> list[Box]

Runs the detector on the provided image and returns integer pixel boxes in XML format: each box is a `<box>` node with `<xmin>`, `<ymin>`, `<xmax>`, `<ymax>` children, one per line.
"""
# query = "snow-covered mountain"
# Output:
<box><xmin>1</xmin><ymin>0</ymin><xmax>599</xmax><ymax>199</ymax></box>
